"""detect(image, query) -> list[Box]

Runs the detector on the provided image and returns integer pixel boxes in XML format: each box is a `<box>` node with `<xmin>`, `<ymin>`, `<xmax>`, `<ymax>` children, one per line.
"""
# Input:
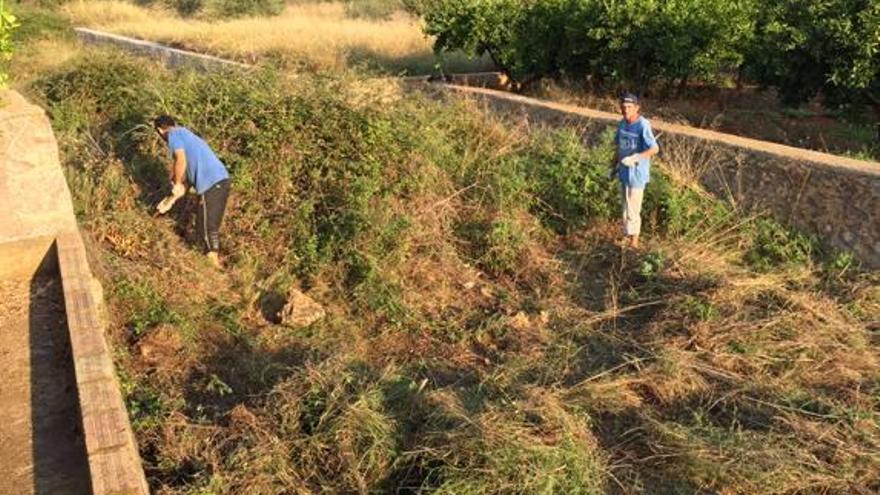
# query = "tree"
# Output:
<box><xmin>421</xmin><ymin>0</ymin><xmax>758</xmax><ymax>91</ymax></box>
<box><xmin>0</xmin><ymin>0</ymin><xmax>18</xmax><ymax>89</ymax></box>
<box><xmin>746</xmin><ymin>0</ymin><xmax>879</xmax><ymax>113</ymax></box>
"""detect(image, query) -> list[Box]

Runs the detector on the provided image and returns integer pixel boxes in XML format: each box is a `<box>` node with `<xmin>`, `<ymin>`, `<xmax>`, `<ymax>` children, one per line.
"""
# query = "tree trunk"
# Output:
<box><xmin>865</xmin><ymin>90</ymin><xmax>880</xmax><ymax>145</ymax></box>
<box><xmin>735</xmin><ymin>65</ymin><xmax>745</xmax><ymax>92</ymax></box>
<box><xmin>676</xmin><ymin>75</ymin><xmax>689</xmax><ymax>98</ymax></box>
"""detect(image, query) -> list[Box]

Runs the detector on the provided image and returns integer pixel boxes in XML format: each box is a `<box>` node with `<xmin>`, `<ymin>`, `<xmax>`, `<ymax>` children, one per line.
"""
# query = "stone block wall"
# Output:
<box><xmin>436</xmin><ymin>85</ymin><xmax>880</xmax><ymax>268</ymax></box>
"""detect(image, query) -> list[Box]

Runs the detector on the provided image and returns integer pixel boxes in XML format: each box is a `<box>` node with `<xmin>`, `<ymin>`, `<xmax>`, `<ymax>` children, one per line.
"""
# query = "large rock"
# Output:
<box><xmin>279</xmin><ymin>289</ymin><xmax>325</xmax><ymax>328</ymax></box>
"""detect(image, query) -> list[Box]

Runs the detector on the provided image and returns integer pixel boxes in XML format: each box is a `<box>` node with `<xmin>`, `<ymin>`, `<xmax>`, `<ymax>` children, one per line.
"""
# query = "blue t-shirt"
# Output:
<box><xmin>167</xmin><ymin>127</ymin><xmax>229</xmax><ymax>194</ymax></box>
<box><xmin>614</xmin><ymin>117</ymin><xmax>658</xmax><ymax>189</ymax></box>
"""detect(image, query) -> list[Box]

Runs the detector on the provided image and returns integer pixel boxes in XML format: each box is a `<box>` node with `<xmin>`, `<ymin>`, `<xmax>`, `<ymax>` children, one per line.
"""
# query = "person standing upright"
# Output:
<box><xmin>611</xmin><ymin>93</ymin><xmax>659</xmax><ymax>249</ymax></box>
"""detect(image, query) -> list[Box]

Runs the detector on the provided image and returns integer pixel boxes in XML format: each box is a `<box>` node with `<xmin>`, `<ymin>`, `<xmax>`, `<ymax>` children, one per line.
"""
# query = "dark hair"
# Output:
<box><xmin>154</xmin><ymin>114</ymin><xmax>176</xmax><ymax>130</ymax></box>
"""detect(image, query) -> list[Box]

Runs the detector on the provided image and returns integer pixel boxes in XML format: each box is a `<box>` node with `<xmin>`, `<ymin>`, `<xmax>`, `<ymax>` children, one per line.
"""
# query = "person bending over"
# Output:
<box><xmin>154</xmin><ymin>115</ymin><xmax>230</xmax><ymax>268</ymax></box>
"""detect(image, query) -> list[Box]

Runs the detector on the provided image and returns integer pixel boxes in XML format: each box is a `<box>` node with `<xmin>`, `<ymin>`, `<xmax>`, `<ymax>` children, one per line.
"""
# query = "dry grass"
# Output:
<box><xmin>19</xmin><ymin>29</ymin><xmax>879</xmax><ymax>493</ymax></box>
<box><xmin>9</xmin><ymin>38</ymin><xmax>80</xmax><ymax>88</ymax></box>
<box><xmin>60</xmin><ymin>0</ymin><xmax>492</xmax><ymax>74</ymax></box>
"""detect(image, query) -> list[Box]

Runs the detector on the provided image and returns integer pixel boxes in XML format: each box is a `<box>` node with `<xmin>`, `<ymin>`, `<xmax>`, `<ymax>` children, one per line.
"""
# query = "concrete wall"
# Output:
<box><xmin>1</xmin><ymin>90</ymin><xmax>150</xmax><ymax>494</ymax></box>
<box><xmin>75</xmin><ymin>27</ymin><xmax>250</xmax><ymax>71</ymax></box>
<box><xmin>433</xmin><ymin>84</ymin><xmax>880</xmax><ymax>268</ymax></box>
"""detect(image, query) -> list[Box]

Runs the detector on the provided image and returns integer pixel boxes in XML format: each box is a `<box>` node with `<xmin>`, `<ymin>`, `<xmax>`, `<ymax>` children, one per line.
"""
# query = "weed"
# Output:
<box><xmin>745</xmin><ymin>217</ymin><xmax>818</xmax><ymax>270</ymax></box>
<box><xmin>113</xmin><ymin>278</ymin><xmax>182</xmax><ymax>337</ymax></box>
<box><xmin>25</xmin><ymin>47</ymin><xmax>880</xmax><ymax>495</ymax></box>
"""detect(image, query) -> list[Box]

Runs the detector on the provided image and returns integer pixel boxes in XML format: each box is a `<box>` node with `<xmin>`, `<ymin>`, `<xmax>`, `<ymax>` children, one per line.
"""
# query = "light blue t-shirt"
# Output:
<box><xmin>614</xmin><ymin>117</ymin><xmax>658</xmax><ymax>189</ymax></box>
<box><xmin>167</xmin><ymin>127</ymin><xmax>229</xmax><ymax>194</ymax></box>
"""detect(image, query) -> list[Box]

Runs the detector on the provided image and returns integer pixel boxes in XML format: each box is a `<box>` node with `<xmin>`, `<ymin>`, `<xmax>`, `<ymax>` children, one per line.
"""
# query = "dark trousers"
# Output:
<box><xmin>196</xmin><ymin>179</ymin><xmax>230</xmax><ymax>253</ymax></box>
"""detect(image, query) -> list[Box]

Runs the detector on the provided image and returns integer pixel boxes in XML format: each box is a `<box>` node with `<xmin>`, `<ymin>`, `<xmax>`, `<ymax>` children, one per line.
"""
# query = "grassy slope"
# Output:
<box><xmin>59</xmin><ymin>0</ymin><xmax>493</xmax><ymax>75</ymax></box>
<box><xmin>13</xmin><ymin>9</ymin><xmax>880</xmax><ymax>494</ymax></box>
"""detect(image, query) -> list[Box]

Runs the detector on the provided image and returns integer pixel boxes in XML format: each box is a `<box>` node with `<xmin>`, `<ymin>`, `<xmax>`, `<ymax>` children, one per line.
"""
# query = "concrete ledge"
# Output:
<box><xmin>75</xmin><ymin>27</ymin><xmax>250</xmax><ymax>71</ymax></box>
<box><xmin>57</xmin><ymin>230</ymin><xmax>151</xmax><ymax>495</ymax></box>
<box><xmin>0</xmin><ymin>236</ymin><xmax>57</xmax><ymax>281</ymax></box>
<box><xmin>2</xmin><ymin>90</ymin><xmax>150</xmax><ymax>494</ymax></box>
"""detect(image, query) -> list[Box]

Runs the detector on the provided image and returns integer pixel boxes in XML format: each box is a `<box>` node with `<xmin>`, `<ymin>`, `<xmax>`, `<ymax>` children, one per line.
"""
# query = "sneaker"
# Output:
<box><xmin>206</xmin><ymin>251</ymin><xmax>222</xmax><ymax>269</ymax></box>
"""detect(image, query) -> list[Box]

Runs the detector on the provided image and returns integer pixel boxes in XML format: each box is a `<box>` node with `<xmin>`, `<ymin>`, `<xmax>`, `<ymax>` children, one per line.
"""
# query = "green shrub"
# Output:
<box><xmin>208</xmin><ymin>0</ymin><xmax>284</xmax><ymax>17</ymax></box>
<box><xmin>744</xmin><ymin>218</ymin><xmax>818</xmax><ymax>270</ymax></box>
<box><xmin>160</xmin><ymin>0</ymin><xmax>284</xmax><ymax>18</ymax></box>
<box><xmin>0</xmin><ymin>1</ymin><xmax>18</xmax><ymax>88</ymax></box>
<box><xmin>528</xmin><ymin>127</ymin><xmax>617</xmax><ymax>232</ymax></box>
<box><xmin>164</xmin><ymin>0</ymin><xmax>203</xmax><ymax>16</ymax></box>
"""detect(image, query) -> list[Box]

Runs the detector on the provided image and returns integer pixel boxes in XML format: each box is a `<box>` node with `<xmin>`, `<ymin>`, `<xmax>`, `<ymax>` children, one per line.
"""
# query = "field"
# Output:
<box><xmin>58</xmin><ymin>0</ymin><xmax>493</xmax><ymax>74</ymax></box>
<box><xmin>7</xmin><ymin>3</ymin><xmax>880</xmax><ymax>494</ymax></box>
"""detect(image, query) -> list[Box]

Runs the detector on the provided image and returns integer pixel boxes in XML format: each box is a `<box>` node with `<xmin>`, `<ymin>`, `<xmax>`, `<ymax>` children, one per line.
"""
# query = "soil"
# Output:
<box><xmin>0</xmin><ymin>277</ymin><xmax>92</xmax><ymax>495</ymax></box>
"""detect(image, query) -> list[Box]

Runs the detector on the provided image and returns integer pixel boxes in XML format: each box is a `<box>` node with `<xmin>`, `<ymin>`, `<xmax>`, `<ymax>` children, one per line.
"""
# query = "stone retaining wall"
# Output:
<box><xmin>433</xmin><ymin>84</ymin><xmax>880</xmax><ymax>268</ymax></box>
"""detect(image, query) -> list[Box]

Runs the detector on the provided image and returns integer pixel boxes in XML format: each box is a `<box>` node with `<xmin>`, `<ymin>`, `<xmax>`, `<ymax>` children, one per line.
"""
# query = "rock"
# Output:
<box><xmin>137</xmin><ymin>324</ymin><xmax>183</xmax><ymax>366</ymax></box>
<box><xmin>279</xmin><ymin>289</ymin><xmax>325</xmax><ymax>328</ymax></box>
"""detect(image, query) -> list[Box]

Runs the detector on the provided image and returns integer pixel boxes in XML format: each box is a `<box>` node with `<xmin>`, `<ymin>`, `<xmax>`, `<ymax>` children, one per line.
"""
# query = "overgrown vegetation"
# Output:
<box><xmin>420</xmin><ymin>0</ymin><xmax>879</xmax><ymax>114</ymax></box>
<box><xmin>26</xmin><ymin>47</ymin><xmax>879</xmax><ymax>494</ymax></box>
<box><xmin>0</xmin><ymin>0</ymin><xmax>19</xmax><ymax>87</ymax></box>
<box><xmin>417</xmin><ymin>0</ymin><xmax>879</xmax><ymax>160</ymax></box>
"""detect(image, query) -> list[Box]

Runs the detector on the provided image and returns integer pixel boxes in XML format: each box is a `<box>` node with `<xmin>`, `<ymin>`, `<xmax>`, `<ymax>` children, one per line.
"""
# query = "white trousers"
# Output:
<box><xmin>622</xmin><ymin>186</ymin><xmax>645</xmax><ymax>236</ymax></box>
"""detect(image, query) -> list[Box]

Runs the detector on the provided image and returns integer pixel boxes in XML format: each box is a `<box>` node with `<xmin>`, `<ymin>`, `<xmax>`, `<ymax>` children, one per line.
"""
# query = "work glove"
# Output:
<box><xmin>156</xmin><ymin>183</ymin><xmax>186</xmax><ymax>215</ymax></box>
<box><xmin>621</xmin><ymin>154</ymin><xmax>639</xmax><ymax>167</ymax></box>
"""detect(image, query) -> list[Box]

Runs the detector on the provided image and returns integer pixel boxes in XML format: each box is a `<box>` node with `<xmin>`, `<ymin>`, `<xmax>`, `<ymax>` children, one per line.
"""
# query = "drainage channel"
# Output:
<box><xmin>0</xmin><ymin>274</ymin><xmax>92</xmax><ymax>495</ymax></box>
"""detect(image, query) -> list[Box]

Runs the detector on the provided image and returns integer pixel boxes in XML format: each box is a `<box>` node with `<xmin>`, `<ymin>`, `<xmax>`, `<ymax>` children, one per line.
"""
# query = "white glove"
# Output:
<box><xmin>621</xmin><ymin>154</ymin><xmax>639</xmax><ymax>167</ymax></box>
<box><xmin>156</xmin><ymin>195</ymin><xmax>178</xmax><ymax>214</ymax></box>
<box><xmin>156</xmin><ymin>183</ymin><xmax>186</xmax><ymax>214</ymax></box>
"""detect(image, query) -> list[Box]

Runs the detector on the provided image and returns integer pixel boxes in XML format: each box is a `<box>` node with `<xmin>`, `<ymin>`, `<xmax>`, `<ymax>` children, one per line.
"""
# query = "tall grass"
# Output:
<box><xmin>60</xmin><ymin>0</ymin><xmax>493</xmax><ymax>74</ymax></box>
<box><xmin>27</xmin><ymin>46</ymin><xmax>880</xmax><ymax>494</ymax></box>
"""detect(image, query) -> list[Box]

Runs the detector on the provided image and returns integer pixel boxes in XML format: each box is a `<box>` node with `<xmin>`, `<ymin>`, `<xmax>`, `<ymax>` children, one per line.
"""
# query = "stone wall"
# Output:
<box><xmin>432</xmin><ymin>84</ymin><xmax>880</xmax><ymax>268</ymax></box>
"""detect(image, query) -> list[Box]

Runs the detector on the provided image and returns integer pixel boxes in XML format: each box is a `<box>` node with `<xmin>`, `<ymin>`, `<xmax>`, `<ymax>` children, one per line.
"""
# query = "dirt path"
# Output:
<box><xmin>0</xmin><ymin>277</ymin><xmax>92</xmax><ymax>495</ymax></box>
